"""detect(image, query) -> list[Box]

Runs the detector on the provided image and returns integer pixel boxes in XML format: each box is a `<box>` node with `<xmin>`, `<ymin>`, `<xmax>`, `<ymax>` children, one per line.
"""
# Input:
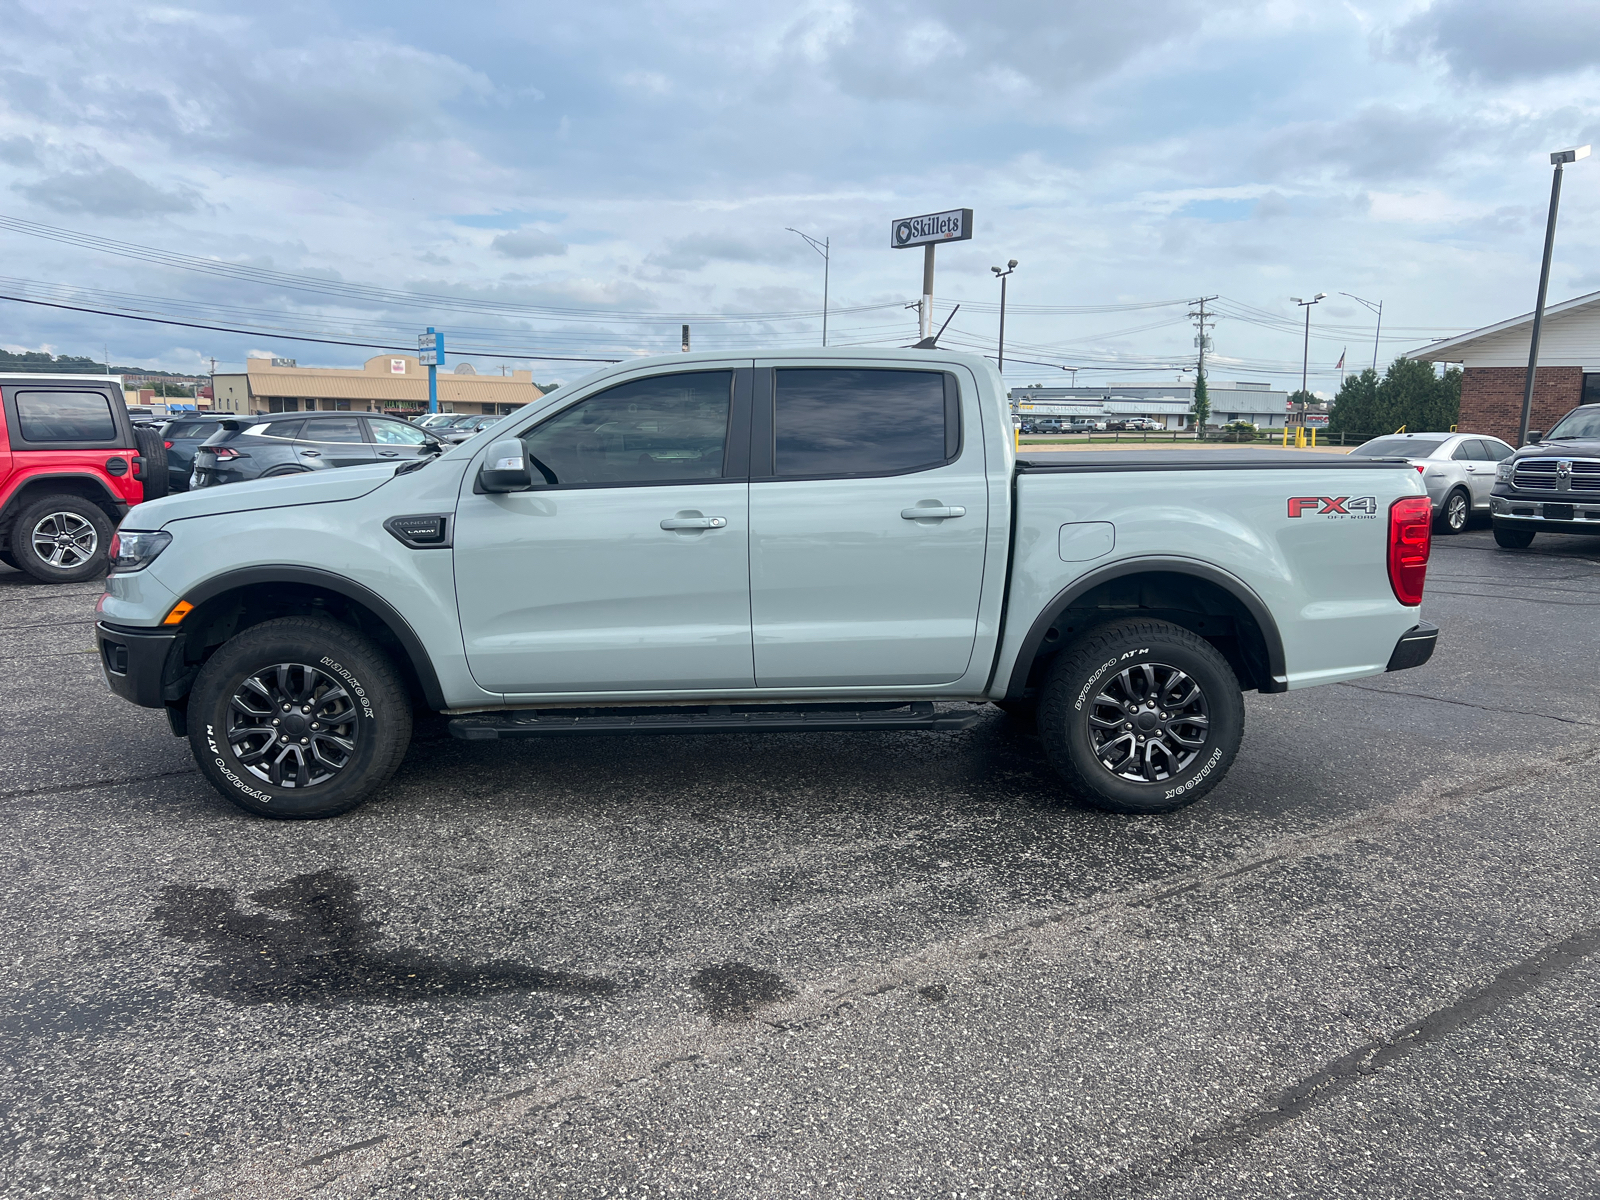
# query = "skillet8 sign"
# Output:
<box><xmin>891</xmin><ymin>208</ymin><xmax>974</xmax><ymax>248</ymax></box>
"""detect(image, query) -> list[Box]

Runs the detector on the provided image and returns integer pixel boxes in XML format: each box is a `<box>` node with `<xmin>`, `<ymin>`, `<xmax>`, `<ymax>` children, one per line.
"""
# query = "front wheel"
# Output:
<box><xmin>1036</xmin><ymin>619</ymin><xmax>1244</xmax><ymax>815</ymax></box>
<box><xmin>1493</xmin><ymin>523</ymin><xmax>1536</xmax><ymax>549</ymax></box>
<box><xmin>12</xmin><ymin>494</ymin><xmax>114</xmax><ymax>583</ymax></box>
<box><xmin>187</xmin><ymin>616</ymin><xmax>413</xmax><ymax>818</ymax></box>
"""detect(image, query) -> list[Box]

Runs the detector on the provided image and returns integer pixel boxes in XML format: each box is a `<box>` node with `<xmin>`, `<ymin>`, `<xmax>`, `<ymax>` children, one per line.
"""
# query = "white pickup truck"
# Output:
<box><xmin>95</xmin><ymin>349</ymin><xmax>1437</xmax><ymax>819</ymax></box>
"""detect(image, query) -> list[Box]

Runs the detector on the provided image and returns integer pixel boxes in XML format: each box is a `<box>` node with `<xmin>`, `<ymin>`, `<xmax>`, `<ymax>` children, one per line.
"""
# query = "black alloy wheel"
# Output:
<box><xmin>187</xmin><ymin>616</ymin><xmax>412</xmax><ymax>818</ymax></box>
<box><xmin>1438</xmin><ymin>489</ymin><xmax>1470</xmax><ymax>535</ymax></box>
<box><xmin>1085</xmin><ymin>662</ymin><xmax>1210</xmax><ymax>783</ymax></box>
<box><xmin>1036</xmin><ymin>618</ymin><xmax>1244</xmax><ymax>814</ymax></box>
<box><xmin>227</xmin><ymin>663</ymin><xmax>362</xmax><ymax>789</ymax></box>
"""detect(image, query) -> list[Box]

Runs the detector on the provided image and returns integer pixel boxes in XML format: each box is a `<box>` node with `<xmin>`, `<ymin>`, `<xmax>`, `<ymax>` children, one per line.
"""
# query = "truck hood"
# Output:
<box><xmin>125</xmin><ymin>463</ymin><xmax>397</xmax><ymax>529</ymax></box>
<box><xmin>1513</xmin><ymin>440</ymin><xmax>1600</xmax><ymax>460</ymax></box>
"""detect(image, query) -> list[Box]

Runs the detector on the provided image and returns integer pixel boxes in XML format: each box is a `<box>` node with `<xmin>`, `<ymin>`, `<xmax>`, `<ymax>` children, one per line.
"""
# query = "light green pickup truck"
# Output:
<box><xmin>97</xmin><ymin>349</ymin><xmax>1437</xmax><ymax>819</ymax></box>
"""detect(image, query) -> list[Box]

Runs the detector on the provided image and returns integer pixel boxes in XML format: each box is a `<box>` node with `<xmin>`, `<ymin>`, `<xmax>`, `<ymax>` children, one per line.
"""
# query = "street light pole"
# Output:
<box><xmin>1291</xmin><ymin>294</ymin><xmax>1326</xmax><ymax>399</ymax></box>
<box><xmin>1340</xmin><ymin>292</ymin><xmax>1384</xmax><ymax>372</ymax></box>
<box><xmin>1519</xmin><ymin>145</ymin><xmax>1591</xmax><ymax>446</ymax></box>
<box><xmin>786</xmin><ymin>228</ymin><xmax>831</xmax><ymax>346</ymax></box>
<box><xmin>991</xmin><ymin>259</ymin><xmax>1017</xmax><ymax>372</ymax></box>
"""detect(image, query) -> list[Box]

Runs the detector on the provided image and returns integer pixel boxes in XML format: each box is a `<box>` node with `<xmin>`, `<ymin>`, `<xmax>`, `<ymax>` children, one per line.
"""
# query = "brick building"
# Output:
<box><xmin>1411</xmin><ymin>290</ymin><xmax>1600</xmax><ymax>445</ymax></box>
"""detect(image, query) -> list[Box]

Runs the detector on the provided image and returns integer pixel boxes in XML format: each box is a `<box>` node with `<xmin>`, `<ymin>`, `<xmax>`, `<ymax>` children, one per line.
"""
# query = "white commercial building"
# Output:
<box><xmin>1010</xmin><ymin>381</ymin><xmax>1292</xmax><ymax>430</ymax></box>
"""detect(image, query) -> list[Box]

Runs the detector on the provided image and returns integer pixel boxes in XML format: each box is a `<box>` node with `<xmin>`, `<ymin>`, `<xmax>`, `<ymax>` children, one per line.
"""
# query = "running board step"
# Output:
<box><xmin>448</xmin><ymin>701</ymin><xmax>982</xmax><ymax>741</ymax></box>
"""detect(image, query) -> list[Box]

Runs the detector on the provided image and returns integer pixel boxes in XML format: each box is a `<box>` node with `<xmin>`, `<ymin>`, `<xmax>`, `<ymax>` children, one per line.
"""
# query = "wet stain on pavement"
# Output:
<box><xmin>154</xmin><ymin>870</ymin><xmax>615</xmax><ymax>1006</ymax></box>
<box><xmin>690</xmin><ymin>962</ymin><xmax>796</xmax><ymax>1021</ymax></box>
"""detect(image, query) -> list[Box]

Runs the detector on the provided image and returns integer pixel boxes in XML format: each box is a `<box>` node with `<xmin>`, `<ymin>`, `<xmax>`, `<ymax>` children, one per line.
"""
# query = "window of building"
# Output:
<box><xmin>1583</xmin><ymin>373</ymin><xmax>1600</xmax><ymax>406</ymax></box>
<box><xmin>773</xmin><ymin>368</ymin><xmax>954</xmax><ymax>478</ymax></box>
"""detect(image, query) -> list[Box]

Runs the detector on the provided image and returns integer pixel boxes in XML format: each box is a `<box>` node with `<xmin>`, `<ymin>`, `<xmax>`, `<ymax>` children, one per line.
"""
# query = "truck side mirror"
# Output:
<box><xmin>1524</xmin><ymin>430</ymin><xmax>1542</xmax><ymax>445</ymax></box>
<box><xmin>479</xmin><ymin>438</ymin><xmax>532</xmax><ymax>492</ymax></box>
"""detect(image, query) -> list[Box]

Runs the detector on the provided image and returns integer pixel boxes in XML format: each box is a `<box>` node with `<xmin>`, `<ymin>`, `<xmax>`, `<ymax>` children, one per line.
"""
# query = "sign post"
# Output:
<box><xmin>890</xmin><ymin>208</ymin><xmax>972</xmax><ymax>343</ymax></box>
<box><xmin>418</xmin><ymin>328</ymin><xmax>445</xmax><ymax>414</ymax></box>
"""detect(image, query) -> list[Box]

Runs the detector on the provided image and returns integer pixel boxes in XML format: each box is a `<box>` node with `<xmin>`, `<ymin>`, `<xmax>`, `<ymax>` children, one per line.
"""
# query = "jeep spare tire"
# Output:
<box><xmin>134</xmin><ymin>426</ymin><xmax>170</xmax><ymax>500</ymax></box>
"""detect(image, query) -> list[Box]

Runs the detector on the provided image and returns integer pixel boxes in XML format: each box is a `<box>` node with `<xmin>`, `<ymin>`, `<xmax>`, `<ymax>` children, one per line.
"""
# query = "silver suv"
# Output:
<box><xmin>1348</xmin><ymin>432</ymin><xmax>1514</xmax><ymax>533</ymax></box>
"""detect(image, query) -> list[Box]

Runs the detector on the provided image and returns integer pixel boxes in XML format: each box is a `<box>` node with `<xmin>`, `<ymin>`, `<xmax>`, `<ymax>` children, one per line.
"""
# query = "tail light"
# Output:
<box><xmin>1415</xmin><ymin>465</ymin><xmax>1426</xmax><ymax>473</ymax></box>
<box><xmin>1388</xmin><ymin>496</ymin><xmax>1432</xmax><ymax>606</ymax></box>
<box><xmin>163</xmin><ymin>440</ymin><xmax>174</xmax><ymax>449</ymax></box>
<box><xmin>210</xmin><ymin>446</ymin><xmax>243</xmax><ymax>460</ymax></box>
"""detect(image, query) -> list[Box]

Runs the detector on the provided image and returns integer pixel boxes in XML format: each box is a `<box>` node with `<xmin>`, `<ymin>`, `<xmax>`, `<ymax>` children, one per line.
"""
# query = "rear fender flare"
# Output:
<box><xmin>1005</xmin><ymin>555</ymin><xmax>1288</xmax><ymax>698</ymax></box>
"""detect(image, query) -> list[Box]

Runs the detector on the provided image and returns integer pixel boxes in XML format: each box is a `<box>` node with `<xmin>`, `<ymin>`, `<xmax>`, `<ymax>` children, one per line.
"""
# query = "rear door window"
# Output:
<box><xmin>772</xmin><ymin>368</ymin><xmax>954</xmax><ymax>478</ymax></box>
<box><xmin>1482</xmin><ymin>439</ymin><xmax>1514</xmax><ymax>461</ymax></box>
<box><xmin>302</xmin><ymin>417</ymin><xmax>366</xmax><ymax>443</ymax></box>
<box><xmin>14</xmin><ymin>390</ymin><xmax>117</xmax><ymax>442</ymax></box>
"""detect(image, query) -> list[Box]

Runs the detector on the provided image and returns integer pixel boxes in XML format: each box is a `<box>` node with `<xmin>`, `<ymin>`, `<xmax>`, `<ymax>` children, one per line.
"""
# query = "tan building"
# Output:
<box><xmin>211</xmin><ymin>355</ymin><xmax>543</xmax><ymax>418</ymax></box>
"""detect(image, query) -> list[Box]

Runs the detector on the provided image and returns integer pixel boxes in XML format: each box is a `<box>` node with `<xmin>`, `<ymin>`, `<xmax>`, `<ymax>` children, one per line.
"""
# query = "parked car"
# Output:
<box><xmin>1487</xmin><ymin>403</ymin><xmax>1600</xmax><ymax>548</ymax></box>
<box><xmin>437</xmin><ymin>414</ymin><xmax>502</xmax><ymax>443</ymax></box>
<box><xmin>189</xmin><ymin>412</ymin><xmax>444</xmax><ymax>489</ymax></box>
<box><xmin>1062</xmin><ymin>418</ymin><xmax>1103</xmax><ymax>433</ymax></box>
<box><xmin>1349</xmin><ymin>431</ymin><xmax>1514</xmax><ymax>534</ymax></box>
<box><xmin>99</xmin><ymin>349</ymin><xmax>1438</xmax><ymax>821</ymax></box>
<box><xmin>414</xmin><ymin>412</ymin><xmax>473</xmax><ymax>430</ymax></box>
<box><xmin>0</xmin><ymin>373</ymin><xmax>165</xmax><ymax>581</ymax></box>
<box><xmin>159</xmin><ymin>414</ymin><xmax>228</xmax><ymax>494</ymax></box>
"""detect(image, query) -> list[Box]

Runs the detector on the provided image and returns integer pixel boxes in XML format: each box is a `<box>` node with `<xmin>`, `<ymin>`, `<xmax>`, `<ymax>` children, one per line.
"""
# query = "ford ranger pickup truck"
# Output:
<box><xmin>95</xmin><ymin>350</ymin><xmax>1438</xmax><ymax>819</ymax></box>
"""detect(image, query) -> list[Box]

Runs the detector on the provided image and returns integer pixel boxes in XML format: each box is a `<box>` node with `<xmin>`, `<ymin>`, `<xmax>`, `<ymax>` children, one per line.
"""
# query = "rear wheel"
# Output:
<box><xmin>12</xmin><ymin>494</ymin><xmax>114</xmax><ymax>583</ymax></box>
<box><xmin>1436</xmin><ymin>488</ymin><xmax>1470</xmax><ymax>534</ymax></box>
<box><xmin>1036</xmin><ymin>619</ymin><xmax>1244</xmax><ymax>815</ymax></box>
<box><xmin>187</xmin><ymin>616</ymin><xmax>413</xmax><ymax>819</ymax></box>
<box><xmin>1493</xmin><ymin>523</ymin><xmax>1536</xmax><ymax>549</ymax></box>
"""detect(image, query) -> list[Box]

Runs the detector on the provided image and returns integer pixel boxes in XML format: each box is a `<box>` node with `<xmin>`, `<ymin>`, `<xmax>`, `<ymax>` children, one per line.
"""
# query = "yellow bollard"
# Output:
<box><xmin>1311</xmin><ymin>427</ymin><xmax>1317</xmax><ymax>448</ymax></box>
<box><xmin>1281</xmin><ymin>425</ymin><xmax>1289</xmax><ymax>447</ymax></box>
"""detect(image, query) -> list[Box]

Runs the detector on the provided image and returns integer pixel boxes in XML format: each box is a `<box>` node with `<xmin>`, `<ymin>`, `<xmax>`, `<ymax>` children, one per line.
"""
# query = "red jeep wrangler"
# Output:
<box><xmin>0</xmin><ymin>374</ymin><xmax>168</xmax><ymax>583</ymax></box>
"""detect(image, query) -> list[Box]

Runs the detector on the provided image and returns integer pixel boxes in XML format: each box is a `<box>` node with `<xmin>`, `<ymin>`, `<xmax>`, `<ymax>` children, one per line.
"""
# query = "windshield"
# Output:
<box><xmin>1545</xmin><ymin>406</ymin><xmax>1600</xmax><ymax>439</ymax></box>
<box><xmin>1351</xmin><ymin>436</ymin><xmax>1449</xmax><ymax>458</ymax></box>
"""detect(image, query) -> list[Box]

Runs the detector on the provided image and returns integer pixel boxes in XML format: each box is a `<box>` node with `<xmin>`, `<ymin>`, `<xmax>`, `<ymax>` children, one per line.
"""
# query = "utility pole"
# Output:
<box><xmin>1520</xmin><ymin>145</ymin><xmax>1591</xmax><ymax>445</ymax></box>
<box><xmin>1292</xmin><ymin>294</ymin><xmax>1326</xmax><ymax>398</ymax></box>
<box><xmin>1188</xmin><ymin>295</ymin><xmax>1217</xmax><ymax>436</ymax></box>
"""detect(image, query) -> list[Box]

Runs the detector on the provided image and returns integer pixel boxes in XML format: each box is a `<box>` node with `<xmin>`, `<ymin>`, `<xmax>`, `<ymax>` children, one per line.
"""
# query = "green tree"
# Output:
<box><xmin>1191</xmin><ymin>372</ymin><xmax>1210</xmax><ymax>437</ymax></box>
<box><xmin>1329</xmin><ymin>368</ymin><xmax>1380</xmax><ymax>438</ymax></box>
<box><xmin>1375</xmin><ymin>357</ymin><xmax>1457</xmax><ymax>433</ymax></box>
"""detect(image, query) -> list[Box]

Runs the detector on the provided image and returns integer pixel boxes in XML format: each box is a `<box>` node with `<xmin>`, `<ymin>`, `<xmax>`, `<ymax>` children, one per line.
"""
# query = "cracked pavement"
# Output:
<box><xmin>2</xmin><ymin>523</ymin><xmax>1598</xmax><ymax>1198</ymax></box>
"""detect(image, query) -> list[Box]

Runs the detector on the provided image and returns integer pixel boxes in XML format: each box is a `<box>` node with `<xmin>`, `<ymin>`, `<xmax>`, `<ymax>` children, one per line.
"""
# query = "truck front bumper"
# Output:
<box><xmin>1385</xmin><ymin>621</ymin><xmax>1438</xmax><ymax>673</ymax></box>
<box><xmin>96</xmin><ymin>621</ymin><xmax>178</xmax><ymax>709</ymax></box>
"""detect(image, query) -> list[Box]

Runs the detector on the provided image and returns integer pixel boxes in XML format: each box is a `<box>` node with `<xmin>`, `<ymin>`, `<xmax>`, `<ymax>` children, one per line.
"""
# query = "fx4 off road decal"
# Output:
<box><xmin>1287</xmin><ymin>495</ymin><xmax>1378</xmax><ymax>519</ymax></box>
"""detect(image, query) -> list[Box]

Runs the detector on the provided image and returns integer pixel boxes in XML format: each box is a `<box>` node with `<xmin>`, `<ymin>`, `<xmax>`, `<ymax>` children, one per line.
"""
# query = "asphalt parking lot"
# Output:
<box><xmin>3</xmin><ymin>524</ymin><xmax>1599</xmax><ymax>1200</ymax></box>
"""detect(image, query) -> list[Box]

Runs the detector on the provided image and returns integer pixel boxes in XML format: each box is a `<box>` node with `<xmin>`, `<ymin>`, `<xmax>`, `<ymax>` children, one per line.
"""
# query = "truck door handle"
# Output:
<box><xmin>901</xmin><ymin>505</ymin><xmax>966</xmax><ymax>520</ymax></box>
<box><xmin>660</xmin><ymin>516</ymin><xmax>727</xmax><ymax>530</ymax></box>
<box><xmin>300</xmin><ymin>450</ymin><xmax>321</xmax><ymax>457</ymax></box>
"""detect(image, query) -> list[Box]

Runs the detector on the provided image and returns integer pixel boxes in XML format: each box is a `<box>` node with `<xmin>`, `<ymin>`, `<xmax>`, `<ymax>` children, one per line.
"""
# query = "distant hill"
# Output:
<box><xmin>0</xmin><ymin>349</ymin><xmax>203</xmax><ymax>377</ymax></box>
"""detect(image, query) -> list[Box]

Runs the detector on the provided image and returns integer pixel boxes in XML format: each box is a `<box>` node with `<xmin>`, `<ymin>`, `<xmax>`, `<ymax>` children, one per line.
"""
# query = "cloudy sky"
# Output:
<box><xmin>0</xmin><ymin>0</ymin><xmax>1597</xmax><ymax>392</ymax></box>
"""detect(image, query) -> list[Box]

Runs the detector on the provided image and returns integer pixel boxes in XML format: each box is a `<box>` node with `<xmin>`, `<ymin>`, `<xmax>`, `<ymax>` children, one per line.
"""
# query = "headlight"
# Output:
<box><xmin>109</xmin><ymin>529</ymin><xmax>172</xmax><ymax>573</ymax></box>
<box><xmin>1496</xmin><ymin>460</ymin><xmax>1515</xmax><ymax>481</ymax></box>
